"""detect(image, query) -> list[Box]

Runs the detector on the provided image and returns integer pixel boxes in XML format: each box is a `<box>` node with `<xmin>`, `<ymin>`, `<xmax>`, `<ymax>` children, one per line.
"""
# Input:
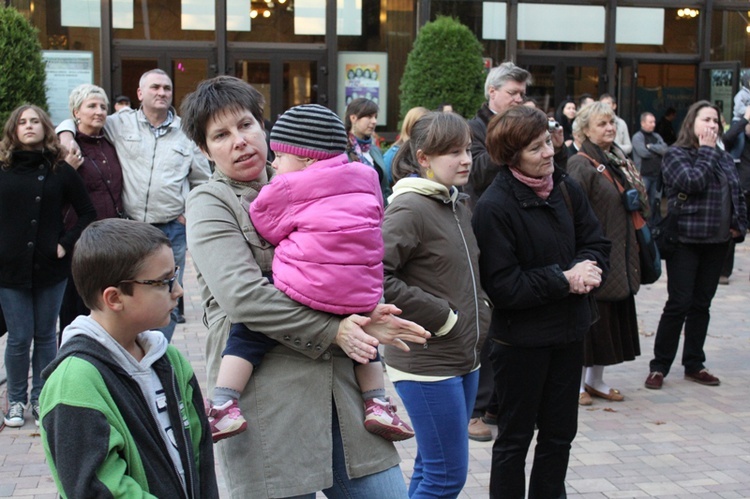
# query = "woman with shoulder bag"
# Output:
<box><xmin>645</xmin><ymin>100</ymin><xmax>748</xmax><ymax>390</ymax></box>
<box><xmin>567</xmin><ymin>101</ymin><xmax>648</xmax><ymax>405</ymax></box>
<box><xmin>58</xmin><ymin>84</ymin><xmax>125</xmax><ymax>337</ymax></box>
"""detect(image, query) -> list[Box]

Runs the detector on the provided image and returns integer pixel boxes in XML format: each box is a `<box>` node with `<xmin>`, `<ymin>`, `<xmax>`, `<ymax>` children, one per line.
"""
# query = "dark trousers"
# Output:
<box><xmin>489</xmin><ymin>340</ymin><xmax>582</xmax><ymax>499</ymax></box>
<box><xmin>472</xmin><ymin>339</ymin><xmax>498</xmax><ymax>418</ymax></box>
<box><xmin>650</xmin><ymin>241</ymin><xmax>728</xmax><ymax>377</ymax></box>
<box><xmin>58</xmin><ymin>276</ymin><xmax>89</xmax><ymax>345</ymax></box>
<box><xmin>720</xmin><ymin>239</ymin><xmax>735</xmax><ymax>278</ymax></box>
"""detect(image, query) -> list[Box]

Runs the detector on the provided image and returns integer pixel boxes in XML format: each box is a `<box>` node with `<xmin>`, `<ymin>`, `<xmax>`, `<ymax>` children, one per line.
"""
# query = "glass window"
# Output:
<box><xmin>711</xmin><ymin>9</ymin><xmax>750</xmax><ymax>64</ymax></box>
<box><xmin>13</xmin><ymin>0</ymin><xmax>103</xmax><ymax>86</ymax></box>
<box><xmin>516</xmin><ymin>3</ymin><xmax>604</xmax><ymax>51</ymax></box>
<box><xmin>227</xmin><ymin>0</ymin><xmax>325</xmax><ymax>42</ymax></box>
<box><xmin>431</xmin><ymin>1</ymin><xmax>506</xmax><ymax>82</ymax></box>
<box><xmin>519</xmin><ymin>4</ymin><xmax>604</xmax><ymax>43</ymax></box>
<box><xmin>113</xmin><ymin>0</ymin><xmax>214</xmax><ymax>41</ymax></box>
<box><xmin>340</xmin><ymin>0</ymin><xmax>409</xmax><ymax>131</ymax></box>
<box><xmin>616</xmin><ymin>8</ymin><xmax>699</xmax><ymax>54</ymax></box>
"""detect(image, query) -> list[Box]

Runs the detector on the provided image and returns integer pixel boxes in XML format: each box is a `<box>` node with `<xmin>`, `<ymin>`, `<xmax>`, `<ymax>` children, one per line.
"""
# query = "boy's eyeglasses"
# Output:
<box><xmin>118</xmin><ymin>266</ymin><xmax>179</xmax><ymax>293</ymax></box>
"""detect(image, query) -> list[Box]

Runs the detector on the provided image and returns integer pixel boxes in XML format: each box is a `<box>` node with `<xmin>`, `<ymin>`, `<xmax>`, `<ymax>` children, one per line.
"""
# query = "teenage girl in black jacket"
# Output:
<box><xmin>0</xmin><ymin>104</ymin><xmax>95</xmax><ymax>428</ymax></box>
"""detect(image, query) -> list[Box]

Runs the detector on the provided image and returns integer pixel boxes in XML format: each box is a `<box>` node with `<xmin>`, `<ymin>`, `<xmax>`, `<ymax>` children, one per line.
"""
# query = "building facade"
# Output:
<box><xmin>9</xmin><ymin>0</ymin><xmax>750</xmax><ymax>133</ymax></box>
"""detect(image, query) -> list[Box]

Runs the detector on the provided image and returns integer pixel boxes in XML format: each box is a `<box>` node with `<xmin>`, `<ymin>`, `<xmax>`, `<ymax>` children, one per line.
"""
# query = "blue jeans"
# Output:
<box><xmin>0</xmin><ymin>280</ymin><xmax>67</xmax><ymax>404</ymax></box>
<box><xmin>650</xmin><ymin>241</ymin><xmax>728</xmax><ymax>377</ymax></box>
<box><xmin>643</xmin><ymin>174</ymin><xmax>662</xmax><ymax>225</ymax></box>
<box><xmin>394</xmin><ymin>370</ymin><xmax>479</xmax><ymax>498</ymax></box>
<box><xmin>152</xmin><ymin>219</ymin><xmax>186</xmax><ymax>342</ymax></box>
<box><xmin>284</xmin><ymin>405</ymin><xmax>408</xmax><ymax>499</ymax></box>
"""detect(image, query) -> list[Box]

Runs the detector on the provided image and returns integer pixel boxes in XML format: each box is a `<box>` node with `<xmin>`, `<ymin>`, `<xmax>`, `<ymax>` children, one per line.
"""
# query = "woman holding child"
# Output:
<box><xmin>183</xmin><ymin>76</ymin><xmax>429</xmax><ymax>498</ymax></box>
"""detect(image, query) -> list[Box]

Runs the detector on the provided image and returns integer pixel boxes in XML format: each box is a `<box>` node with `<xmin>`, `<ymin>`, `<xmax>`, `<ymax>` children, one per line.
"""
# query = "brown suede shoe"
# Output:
<box><xmin>468</xmin><ymin>417</ymin><xmax>492</xmax><ymax>442</ymax></box>
<box><xmin>685</xmin><ymin>369</ymin><xmax>720</xmax><ymax>386</ymax></box>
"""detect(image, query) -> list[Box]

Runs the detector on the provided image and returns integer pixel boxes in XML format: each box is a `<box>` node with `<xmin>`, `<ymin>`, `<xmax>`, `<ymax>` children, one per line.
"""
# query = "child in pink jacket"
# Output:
<box><xmin>206</xmin><ymin>104</ymin><xmax>414</xmax><ymax>443</ymax></box>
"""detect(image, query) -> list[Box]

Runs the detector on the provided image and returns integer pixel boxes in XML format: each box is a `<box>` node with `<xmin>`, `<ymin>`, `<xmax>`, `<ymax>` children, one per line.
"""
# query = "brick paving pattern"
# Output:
<box><xmin>2</xmin><ymin>246</ymin><xmax>750</xmax><ymax>498</ymax></box>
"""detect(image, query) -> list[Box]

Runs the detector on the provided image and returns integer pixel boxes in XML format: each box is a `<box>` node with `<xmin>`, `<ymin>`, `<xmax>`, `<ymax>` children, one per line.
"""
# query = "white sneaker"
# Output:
<box><xmin>4</xmin><ymin>402</ymin><xmax>25</xmax><ymax>427</ymax></box>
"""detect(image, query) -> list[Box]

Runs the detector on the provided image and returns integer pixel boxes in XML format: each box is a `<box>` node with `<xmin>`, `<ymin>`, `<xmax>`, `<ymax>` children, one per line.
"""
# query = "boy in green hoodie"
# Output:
<box><xmin>39</xmin><ymin>219</ymin><xmax>218</xmax><ymax>498</ymax></box>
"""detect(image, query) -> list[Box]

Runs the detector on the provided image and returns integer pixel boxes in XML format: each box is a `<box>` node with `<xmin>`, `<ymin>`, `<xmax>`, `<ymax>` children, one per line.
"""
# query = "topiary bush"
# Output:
<box><xmin>398</xmin><ymin>16</ymin><xmax>485</xmax><ymax>120</ymax></box>
<box><xmin>0</xmin><ymin>7</ymin><xmax>48</xmax><ymax>125</ymax></box>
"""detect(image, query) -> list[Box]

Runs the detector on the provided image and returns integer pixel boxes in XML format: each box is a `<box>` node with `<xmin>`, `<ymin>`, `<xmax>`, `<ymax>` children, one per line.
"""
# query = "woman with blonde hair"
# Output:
<box><xmin>567</xmin><ymin>101</ymin><xmax>645</xmax><ymax>404</ymax></box>
<box><xmin>383</xmin><ymin>106</ymin><xmax>429</xmax><ymax>184</ymax></box>
<box><xmin>58</xmin><ymin>84</ymin><xmax>125</xmax><ymax>335</ymax></box>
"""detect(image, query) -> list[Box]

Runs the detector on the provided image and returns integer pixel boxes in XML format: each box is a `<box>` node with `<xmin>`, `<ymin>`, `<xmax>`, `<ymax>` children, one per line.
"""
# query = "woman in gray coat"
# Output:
<box><xmin>182</xmin><ymin>76</ymin><xmax>429</xmax><ymax>498</ymax></box>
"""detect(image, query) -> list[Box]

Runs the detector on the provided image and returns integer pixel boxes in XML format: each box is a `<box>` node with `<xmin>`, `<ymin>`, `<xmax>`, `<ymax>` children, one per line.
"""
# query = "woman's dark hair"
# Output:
<box><xmin>674</xmin><ymin>100</ymin><xmax>722</xmax><ymax>149</ymax></box>
<box><xmin>180</xmin><ymin>76</ymin><xmax>266</xmax><ymax>152</ymax></box>
<box><xmin>486</xmin><ymin>106</ymin><xmax>548</xmax><ymax>167</ymax></box>
<box><xmin>1</xmin><ymin>104</ymin><xmax>64</xmax><ymax>168</ymax></box>
<box><xmin>555</xmin><ymin>99</ymin><xmax>575</xmax><ymax>140</ymax></box>
<box><xmin>391</xmin><ymin>111</ymin><xmax>471</xmax><ymax>183</ymax></box>
<box><xmin>344</xmin><ymin>98</ymin><xmax>379</xmax><ymax>132</ymax></box>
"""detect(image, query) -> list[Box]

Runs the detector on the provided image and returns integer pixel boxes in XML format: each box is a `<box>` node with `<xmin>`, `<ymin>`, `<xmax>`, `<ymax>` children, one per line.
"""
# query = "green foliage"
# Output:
<box><xmin>398</xmin><ymin>16</ymin><xmax>485</xmax><ymax>121</ymax></box>
<box><xmin>0</xmin><ymin>7</ymin><xmax>48</xmax><ymax>126</ymax></box>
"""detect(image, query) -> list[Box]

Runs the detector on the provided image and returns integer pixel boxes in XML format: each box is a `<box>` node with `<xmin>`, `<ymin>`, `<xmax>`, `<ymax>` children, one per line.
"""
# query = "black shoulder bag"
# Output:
<box><xmin>652</xmin><ymin>192</ymin><xmax>687</xmax><ymax>259</ymax></box>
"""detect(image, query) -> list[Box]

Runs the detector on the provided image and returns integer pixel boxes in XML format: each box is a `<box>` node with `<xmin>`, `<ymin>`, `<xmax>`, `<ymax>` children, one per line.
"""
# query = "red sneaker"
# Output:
<box><xmin>364</xmin><ymin>397</ymin><xmax>415</xmax><ymax>442</ymax></box>
<box><xmin>207</xmin><ymin>399</ymin><xmax>247</xmax><ymax>443</ymax></box>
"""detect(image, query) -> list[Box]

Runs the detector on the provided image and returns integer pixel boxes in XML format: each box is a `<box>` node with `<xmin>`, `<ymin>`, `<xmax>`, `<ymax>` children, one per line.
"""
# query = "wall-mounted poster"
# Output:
<box><xmin>338</xmin><ymin>52</ymin><xmax>387</xmax><ymax>126</ymax></box>
<box><xmin>345</xmin><ymin>64</ymin><xmax>380</xmax><ymax>106</ymax></box>
<box><xmin>42</xmin><ymin>51</ymin><xmax>94</xmax><ymax>125</ymax></box>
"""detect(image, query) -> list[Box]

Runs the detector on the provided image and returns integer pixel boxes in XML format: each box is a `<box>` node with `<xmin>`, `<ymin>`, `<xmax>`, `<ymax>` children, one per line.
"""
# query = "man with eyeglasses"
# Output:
<box><xmin>466</xmin><ymin>61</ymin><xmax>567</xmax><ymax>442</ymax></box>
<box><xmin>466</xmin><ymin>62</ymin><xmax>568</xmax><ymax>209</ymax></box>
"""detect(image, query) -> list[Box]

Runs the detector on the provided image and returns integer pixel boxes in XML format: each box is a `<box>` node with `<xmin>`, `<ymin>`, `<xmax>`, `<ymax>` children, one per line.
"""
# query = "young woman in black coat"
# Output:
<box><xmin>0</xmin><ymin>104</ymin><xmax>95</xmax><ymax>428</ymax></box>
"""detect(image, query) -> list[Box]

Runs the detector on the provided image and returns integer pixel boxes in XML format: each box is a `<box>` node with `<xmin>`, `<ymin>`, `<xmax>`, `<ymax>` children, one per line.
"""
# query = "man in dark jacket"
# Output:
<box><xmin>718</xmin><ymin>104</ymin><xmax>750</xmax><ymax>283</ymax></box>
<box><xmin>467</xmin><ymin>62</ymin><xmax>567</xmax><ymax>210</ymax></box>
<box><xmin>632</xmin><ymin>112</ymin><xmax>669</xmax><ymax>225</ymax></box>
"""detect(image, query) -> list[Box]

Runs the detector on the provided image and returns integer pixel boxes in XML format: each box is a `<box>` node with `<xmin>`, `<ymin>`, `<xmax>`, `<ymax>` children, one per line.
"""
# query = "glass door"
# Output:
<box><xmin>230</xmin><ymin>50</ymin><xmax>325</xmax><ymax>125</ymax></box>
<box><xmin>617</xmin><ymin>59</ymin><xmax>638</xmax><ymax>133</ymax></box>
<box><xmin>112</xmin><ymin>49</ymin><xmax>216</xmax><ymax>112</ymax></box>
<box><xmin>517</xmin><ymin>56</ymin><xmax>605</xmax><ymax>116</ymax></box>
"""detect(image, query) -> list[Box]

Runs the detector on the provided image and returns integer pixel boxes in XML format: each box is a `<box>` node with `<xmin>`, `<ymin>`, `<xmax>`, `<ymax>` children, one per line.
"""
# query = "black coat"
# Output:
<box><xmin>472</xmin><ymin>167</ymin><xmax>610</xmax><ymax>347</ymax></box>
<box><xmin>0</xmin><ymin>150</ymin><xmax>96</xmax><ymax>288</ymax></box>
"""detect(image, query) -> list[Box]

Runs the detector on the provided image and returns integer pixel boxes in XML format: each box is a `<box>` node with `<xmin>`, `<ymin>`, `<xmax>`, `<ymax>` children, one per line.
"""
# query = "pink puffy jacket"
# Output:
<box><xmin>249</xmin><ymin>154</ymin><xmax>384</xmax><ymax>314</ymax></box>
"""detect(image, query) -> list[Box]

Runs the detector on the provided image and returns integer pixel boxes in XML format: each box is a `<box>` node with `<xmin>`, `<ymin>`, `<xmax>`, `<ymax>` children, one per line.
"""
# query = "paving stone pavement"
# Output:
<box><xmin>1</xmin><ymin>246</ymin><xmax>749</xmax><ymax>498</ymax></box>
